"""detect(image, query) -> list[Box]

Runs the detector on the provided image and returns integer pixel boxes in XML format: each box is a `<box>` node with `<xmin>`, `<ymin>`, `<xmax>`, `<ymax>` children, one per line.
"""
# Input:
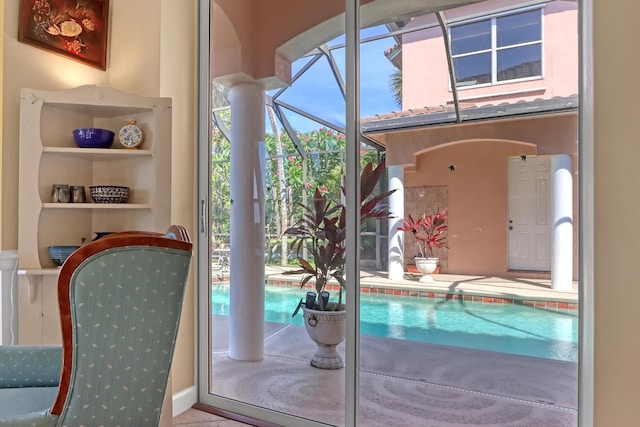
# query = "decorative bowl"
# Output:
<box><xmin>48</xmin><ymin>245</ymin><xmax>80</xmax><ymax>267</ymax></box>
<box><xmin>89</xmin><ymin>186</ymin><xmax>130</xmax><ymax>204</ymax></box>
<box><xmin>72</xmin><ymin>128</ymin><xmax>115</xmax><ymax>149</ymax></box>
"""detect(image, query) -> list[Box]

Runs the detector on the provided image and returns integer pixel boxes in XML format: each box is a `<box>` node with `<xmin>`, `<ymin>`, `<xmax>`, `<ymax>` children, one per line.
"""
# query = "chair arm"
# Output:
<box><xmin>0</xmin><ymin>346</ymin><xmax>61</xmax><ymax>388</ymax></box>
<box><xmin>0</xmin><ymin>409</ymin><xmax>58</xmax><ymax>426</ymax></box>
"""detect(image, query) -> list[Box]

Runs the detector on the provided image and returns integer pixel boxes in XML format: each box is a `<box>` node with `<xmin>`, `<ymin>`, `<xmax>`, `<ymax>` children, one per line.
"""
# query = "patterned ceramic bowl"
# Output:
<box><xmin>89</xmin><ymin>186</ymin><xmax>130</xmax><ymax>204</ymax></box>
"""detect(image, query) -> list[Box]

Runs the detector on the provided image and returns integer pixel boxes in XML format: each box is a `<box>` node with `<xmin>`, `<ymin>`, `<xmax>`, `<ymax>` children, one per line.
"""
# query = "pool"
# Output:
<box><xmin>211</xmin><ymin>284</ymin><xmax>578</xmax><ymax>362</ymax></box>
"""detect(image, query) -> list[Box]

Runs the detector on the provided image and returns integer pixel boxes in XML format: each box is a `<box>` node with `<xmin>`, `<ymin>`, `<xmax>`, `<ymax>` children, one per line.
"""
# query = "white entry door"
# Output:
<box><xmin>507</xmin><ymin>156</ymin><xmax>552</xmax><ymax>271</ymax></box>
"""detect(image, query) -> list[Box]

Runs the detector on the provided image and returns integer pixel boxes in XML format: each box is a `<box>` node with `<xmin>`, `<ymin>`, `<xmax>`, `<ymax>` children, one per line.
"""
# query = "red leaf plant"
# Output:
<box><xmin>283</xmin><ymin>161</ymin><xmax>395</xmax><ymax>312</ymax></box>
<box><xmin>397</xmin><ymin>209</ymin><xmax>448</xmax><ymax>258</ymax></box>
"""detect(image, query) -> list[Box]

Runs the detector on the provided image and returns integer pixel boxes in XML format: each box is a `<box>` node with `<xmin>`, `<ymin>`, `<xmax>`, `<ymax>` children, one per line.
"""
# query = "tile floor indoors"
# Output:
<box><xmin>172</xmin><ymin>407</ymin><xmax>251</xmax><ymax>427</ymax></box>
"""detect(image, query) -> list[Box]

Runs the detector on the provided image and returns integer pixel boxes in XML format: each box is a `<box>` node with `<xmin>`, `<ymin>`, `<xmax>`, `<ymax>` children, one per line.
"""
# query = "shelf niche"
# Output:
<box><xmin>18</xmin><ymin>85</ymin><xmax>172</xmax><ymax>271</ymax></box>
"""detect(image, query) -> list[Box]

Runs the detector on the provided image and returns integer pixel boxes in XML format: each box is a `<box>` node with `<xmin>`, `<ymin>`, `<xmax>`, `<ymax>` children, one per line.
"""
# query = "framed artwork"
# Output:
<box><xmin>18</xmin><ymin>0</ymin><xmax>109</xmax><ymax>70</ymax></box>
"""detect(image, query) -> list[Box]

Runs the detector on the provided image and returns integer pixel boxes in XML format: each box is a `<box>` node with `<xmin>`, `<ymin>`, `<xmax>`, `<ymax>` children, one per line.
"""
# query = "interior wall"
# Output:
<box><xmin>1</xmin><ymin>0</ymin><xmax>109</xmax><ymax>250</ymax></box>
<box><xmin>2</xmin><ymin>1</ymin><xmax>639</xmax><ymax>424</ymax></box>
<box><xmin>593</xmin><ymin>0</ymin><xmax>640</xmax><ymax>424</ymax></box>
<box><xmin>0</xmin><ymin>0</ymin><xmax>4</xmax><ymax>246</ymax></box>
<box><xmin>1</xmin><ymin>0</ymin><xmax>197</xmax><ymax>399</ymax></box>
<box><xmin>158</xmin><ymin>0</ymin><xmax>198</xmax><ymax>395</ymax></box>
<box><xmin>108</xmin><ymin>0</ymin><xmax>161</xmax><ymax>96</ymax></box>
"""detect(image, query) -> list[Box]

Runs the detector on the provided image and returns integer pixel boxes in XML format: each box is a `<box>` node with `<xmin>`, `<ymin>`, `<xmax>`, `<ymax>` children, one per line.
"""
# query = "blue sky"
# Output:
<box><xmin>272</xmin><ymin>26</ymin><xmax>399</xmax><ymax>133</ymax></box>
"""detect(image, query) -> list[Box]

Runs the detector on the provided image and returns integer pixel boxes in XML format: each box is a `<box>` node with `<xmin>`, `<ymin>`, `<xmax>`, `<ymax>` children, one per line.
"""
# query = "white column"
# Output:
<box><xmin>388</xmin><ymin>166</ymin><xmax>405</xmax><ymax>280</ymax></box>
<box><xmin>551</xmin><ymin>155</ymin><xmax>573</xmax><ymax>291</ymax></box>
<box><xmin>0</xmin><ymin>251</ymin><xmax>18</xmax><ymax>345</ymax></box>
<box><xmin>229</xmin><ymin>82</ymin><xmax>265</xmax><ymax>361</ymax></box>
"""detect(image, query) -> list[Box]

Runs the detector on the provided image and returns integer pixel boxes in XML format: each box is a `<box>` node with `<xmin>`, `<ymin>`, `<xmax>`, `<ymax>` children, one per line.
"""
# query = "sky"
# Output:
<box><xmin>271</xmin><ymin>25</ymin><xmax>400</xmax><ymax>134</ymax></box>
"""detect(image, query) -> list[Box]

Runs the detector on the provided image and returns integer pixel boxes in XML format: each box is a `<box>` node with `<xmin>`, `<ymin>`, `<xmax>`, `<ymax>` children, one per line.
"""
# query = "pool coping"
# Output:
<box><xmin>212</xmin><ymin>265</ymin><xmax>580</xmax><ymax>311</ymax></box>
<box><xmin>213</xmin><ymin>266</ymin><xmax>579</xmax><ymax>311</ymax></box>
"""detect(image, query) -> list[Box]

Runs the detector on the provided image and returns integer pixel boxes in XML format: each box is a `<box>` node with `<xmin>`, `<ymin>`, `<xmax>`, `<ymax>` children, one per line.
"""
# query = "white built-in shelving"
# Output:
<box><xmin>16</xmin><ymin>85</ymin><xmax>172</xmax><ymax>344</ymax></box>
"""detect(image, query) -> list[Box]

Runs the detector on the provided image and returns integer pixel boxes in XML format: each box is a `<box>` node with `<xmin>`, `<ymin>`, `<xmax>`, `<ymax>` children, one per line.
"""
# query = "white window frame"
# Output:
<box><xmin>449</xmin><ymin>6</ymin><xmax>544</xmax><ymax>89</ymax></box>
<box><xmin>197</xmin><ymin>1</ymin><xmax>594</xmax><ymax>426</ymax></box>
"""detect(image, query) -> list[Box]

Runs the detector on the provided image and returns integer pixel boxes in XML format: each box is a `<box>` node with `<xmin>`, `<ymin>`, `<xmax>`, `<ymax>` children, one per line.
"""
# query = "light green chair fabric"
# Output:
<box><xmin>0</xmin><ymin>226</ymin><xmax>192</xmax><ymax>427</ymax></box>
<box><xmin>0</xmin><ymin>346</ymin><xmax>61</xmax><ymax>419</ymax></box>
<box><xmin>0</xmin><ymin>345</ymin><xmax>61</xmax><ymax>388</ymax></box>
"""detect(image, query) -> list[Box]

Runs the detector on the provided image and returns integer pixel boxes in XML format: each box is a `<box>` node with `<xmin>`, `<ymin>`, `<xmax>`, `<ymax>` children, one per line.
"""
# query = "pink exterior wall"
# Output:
<box><xmin>212</xmin><ymin>0</ymin><xmax>423</xmax><ymax>89</ymax></box>
<box><xmin>381</xmin><ymin>114</ymin><xmax>577</xmax><ymax>166</ymax></box>
<box><xmin>402</xmin><ymin>1</ymin><xmax>578</xmax><ymax>110</ymax></box>
<box><xmin>211</xmin><ymin>0</ymin><xmax>352</xmax><ymax>88</ymax></box>
<box><xmin>385</xmin><ymin>113</ymin><xmax>578</xmax><ymax>278</ymax></box>
<box><xmin>405</xmin><ymin>140</ymin><xmax>537</xmax><ymax>275</ymax></box>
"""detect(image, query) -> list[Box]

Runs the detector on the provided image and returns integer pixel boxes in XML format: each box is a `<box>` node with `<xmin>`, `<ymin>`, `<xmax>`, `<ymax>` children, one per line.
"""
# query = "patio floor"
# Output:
<box><xmin>193</xmin><ymin>269</ymin><xmax>579</xmax><ymax>426</ymax></box>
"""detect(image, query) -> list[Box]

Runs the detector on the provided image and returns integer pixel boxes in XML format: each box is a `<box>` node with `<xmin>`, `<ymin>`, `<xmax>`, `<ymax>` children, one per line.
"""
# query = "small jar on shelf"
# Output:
<box><xmin>118</xmin><ymin>119</ymin><xmax>143</xmax><ymax>149</ymax></box>
<box><xmin>70</xmin><ymin>186</ymin><xmax>86</xmax><ymax>203</ymax></box>
<box><xmin>51</xmin><ymin>184</ymin><xmax>70</xmax><ymax>203</ymax></box>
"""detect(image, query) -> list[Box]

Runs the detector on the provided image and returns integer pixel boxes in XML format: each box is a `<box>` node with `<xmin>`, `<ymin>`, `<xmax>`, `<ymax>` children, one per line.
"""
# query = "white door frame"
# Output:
<box><xmin>195</xmin><ymin>1</ymin><xmax>595</xmax><ymax>426</ymax></box>
<box><xmin>507</xmin><ymin>155</ymin><xmax>553</xmax><ymax>272</ymax></box>
<box><xmin>507</xmin><ymin>154</ymin><xmax>574</xmax><ymax>291</ymax></box>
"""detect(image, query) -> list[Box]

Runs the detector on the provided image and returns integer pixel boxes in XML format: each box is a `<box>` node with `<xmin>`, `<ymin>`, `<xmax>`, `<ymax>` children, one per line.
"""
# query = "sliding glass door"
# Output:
<box><xmin>197</xmin><ymin>1</ymin><xmax>586</xmax><ymax>425</ymax></box>
<box><xmin>199</xmin><ymin>1</ymin><xmax>352</xmax><ymax>425</ymax></box>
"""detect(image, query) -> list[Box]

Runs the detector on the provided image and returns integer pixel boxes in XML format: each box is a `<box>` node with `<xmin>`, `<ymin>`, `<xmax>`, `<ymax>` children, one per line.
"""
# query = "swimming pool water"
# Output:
<box><xmin>211</xmin><ymin>284</ymin><xmax>578</xmax><ymax>362</ymax></box>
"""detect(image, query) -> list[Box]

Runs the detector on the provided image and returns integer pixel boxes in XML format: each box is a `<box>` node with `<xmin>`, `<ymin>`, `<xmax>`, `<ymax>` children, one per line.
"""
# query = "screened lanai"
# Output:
<box><xmin>209</xmin><ymin>0</ymin><xmax>578</xmax><ymax>280</ymax></box>
<box><xmin>202</xmin><ymin>1</ymin><xmax>579</xmax><ymax>426</ymax></box>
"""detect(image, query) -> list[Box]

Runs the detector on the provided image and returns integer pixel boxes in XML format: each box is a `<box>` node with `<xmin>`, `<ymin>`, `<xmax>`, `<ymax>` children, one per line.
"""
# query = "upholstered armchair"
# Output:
<box><xmin>0</xmin><ymin>226</ymin><xmax>192</xmax><ymax>426</ymax></box>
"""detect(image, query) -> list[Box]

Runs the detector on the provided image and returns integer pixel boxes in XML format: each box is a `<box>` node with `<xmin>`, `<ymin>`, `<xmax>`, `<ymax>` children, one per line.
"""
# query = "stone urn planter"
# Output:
<box><xmin>397</xmin><ymin>209</ymin><xmax>448</xmax><ymax>283</ymax></box>
<box><xmin>302</xmin><ymin>304</ymin><xmax>346</xmax><ymax>369</ymax></box>
<box><xmin>282</xmin><ymin>162</ymin><xmax>395</xmax><ymax>370</ymax></box>
<box><xmin>415</xmin><ymin>257</ymin><xmax>438</xmax><ymax>283</ymax></box>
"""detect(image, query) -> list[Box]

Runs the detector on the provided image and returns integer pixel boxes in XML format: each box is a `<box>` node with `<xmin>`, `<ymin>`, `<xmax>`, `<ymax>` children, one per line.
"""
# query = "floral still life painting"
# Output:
<box><xmin>18</xmin><ymin>0</ymin><xmax>109</xmax><ymax>70</ymax></box>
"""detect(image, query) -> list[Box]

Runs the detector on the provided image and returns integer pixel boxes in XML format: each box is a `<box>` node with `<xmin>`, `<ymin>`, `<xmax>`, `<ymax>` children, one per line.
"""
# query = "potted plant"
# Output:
<box><xmin>397</xmin><ymin>208</ymin><xmax>448</xmax><ymax>283</ymax></box>
<box><xmin>283</xmin><ymin>161</ymin><xmax>395</xmax><ymax>369</ymax></box>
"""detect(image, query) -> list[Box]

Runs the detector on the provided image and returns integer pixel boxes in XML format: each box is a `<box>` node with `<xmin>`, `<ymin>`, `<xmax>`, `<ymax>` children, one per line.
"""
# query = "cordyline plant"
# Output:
<box><xmin>284</xmin><ymin>161</ymin><xmax>395</xmax><ymax>312</ymax></box>
<box><xmin>397</xmin><ymin>208</ymin><xmax>448</xmax><ymax>258</ymax></box>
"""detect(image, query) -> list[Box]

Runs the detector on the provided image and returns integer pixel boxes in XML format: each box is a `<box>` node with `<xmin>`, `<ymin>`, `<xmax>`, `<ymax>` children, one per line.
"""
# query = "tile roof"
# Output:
<box><xmin>361</xmin><ymin>95</ymin><xmax>578</xmax><ymax>133</ymax></box>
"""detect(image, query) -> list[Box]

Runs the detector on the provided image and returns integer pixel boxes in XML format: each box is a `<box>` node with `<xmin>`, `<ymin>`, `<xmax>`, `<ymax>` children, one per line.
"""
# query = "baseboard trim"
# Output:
<box><xmin>172</xmin><ymin>385</ymin><xmax>197</xmax><ymax>417</ymax></box>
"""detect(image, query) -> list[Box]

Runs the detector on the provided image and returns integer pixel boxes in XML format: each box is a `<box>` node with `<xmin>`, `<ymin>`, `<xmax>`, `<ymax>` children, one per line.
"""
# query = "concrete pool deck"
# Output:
<box><xmin>205</xmin><ymin>315</ymin><xmax>578</xmax><ymax>426</ymax></box>
<box><xmin>200</xmin><ymin>268</ymin><xmax>579</xmax><ymax>426</ymax></box>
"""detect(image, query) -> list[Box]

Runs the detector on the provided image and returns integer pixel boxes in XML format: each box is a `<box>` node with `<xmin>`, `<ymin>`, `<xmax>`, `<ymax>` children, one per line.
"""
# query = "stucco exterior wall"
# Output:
<box><xmin>382</xmin><ymin>113</ymin><xmax>577</xmax><ymax>166</ymax></box>
<box><xmin>386</xmin><ymin>113</ymin><xmax>578</xmax><ymax>277</ymax></box>
<box><xmin>405</xmin><ymin>139</ymin><xmax>537</xmax><ymax>275</ymax></box>
<box><xmin>402</xmin><ymin>0</ymin><xmax>578</xmax><ymax>110</ymax></box>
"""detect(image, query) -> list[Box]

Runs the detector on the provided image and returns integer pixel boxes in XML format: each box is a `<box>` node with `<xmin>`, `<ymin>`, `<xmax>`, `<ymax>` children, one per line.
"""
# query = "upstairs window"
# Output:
<box><xmin>450</xmin><ymin>8</ymin><xmax>543</xmax><ymax>88</ymax></box>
